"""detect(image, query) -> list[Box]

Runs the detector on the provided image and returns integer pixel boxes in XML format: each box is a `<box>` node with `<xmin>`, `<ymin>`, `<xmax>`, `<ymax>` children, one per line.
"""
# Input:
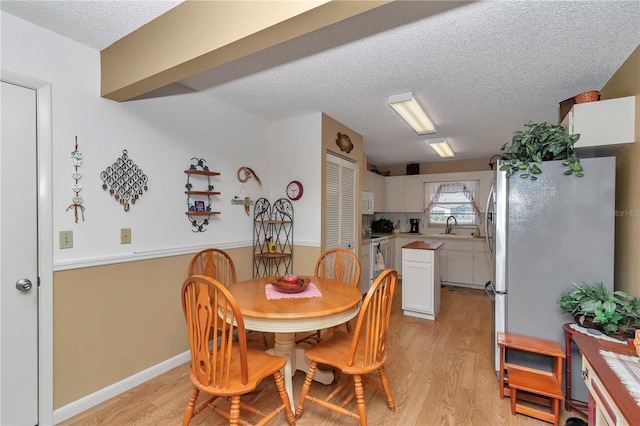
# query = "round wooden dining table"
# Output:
<box><xmin>227</xmin><ymin>276</ymin><xmax>362</xmax><ymax>407</ymax></box>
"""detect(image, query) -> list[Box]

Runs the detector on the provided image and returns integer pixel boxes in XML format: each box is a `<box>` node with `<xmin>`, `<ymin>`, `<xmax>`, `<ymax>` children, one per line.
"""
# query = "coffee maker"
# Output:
<box><xmin>409</xmin><ymin>218</ymin><xmax>420</xmax><ymax>233</ymax></box>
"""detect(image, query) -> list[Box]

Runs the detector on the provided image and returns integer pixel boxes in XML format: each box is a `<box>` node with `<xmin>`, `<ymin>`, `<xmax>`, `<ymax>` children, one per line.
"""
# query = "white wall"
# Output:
<box><xmin>268</xmin><ymin>113</ymin><xmax>322</xmax><ymax>246</ymax></box>
<box><xmin>1</xmin><ymin>11</ymin><xmax>323</xmax><ymax>270</ymax></box>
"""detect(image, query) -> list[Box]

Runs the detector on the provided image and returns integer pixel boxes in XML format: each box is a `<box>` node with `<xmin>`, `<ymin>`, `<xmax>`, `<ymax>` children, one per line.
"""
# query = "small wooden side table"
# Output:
<box><xmin>497</xmin><ymin>332</ymin><xmax>566</xmax><ymax>426</ymax></box>
<box><xmin>562</xmin><ymin>323</ymin><xmax>589</xmax><ymax>419</ymax></box>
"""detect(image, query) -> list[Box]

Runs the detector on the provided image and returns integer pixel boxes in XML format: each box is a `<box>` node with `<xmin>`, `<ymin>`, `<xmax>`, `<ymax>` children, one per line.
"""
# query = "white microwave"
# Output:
<box><xmin>361</xmin><ymin>191</ymin><xmax>375</xmax><ymax>215</ymax></box>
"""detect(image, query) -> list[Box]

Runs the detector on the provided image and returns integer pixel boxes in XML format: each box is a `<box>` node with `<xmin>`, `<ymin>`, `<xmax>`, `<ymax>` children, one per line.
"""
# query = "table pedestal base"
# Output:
<box><xmin>267</xmin><ymin>332</ymin><xmax>334</xmax><ymax>407</ymax></box>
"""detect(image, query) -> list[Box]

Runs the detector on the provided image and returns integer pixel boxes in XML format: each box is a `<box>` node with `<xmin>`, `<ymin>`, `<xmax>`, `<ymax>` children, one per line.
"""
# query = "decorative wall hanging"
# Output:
<box><xmin>100</xmin><ymin>149</ymin><xmax>148</xmax><ymax>212</ymax></box>
<box><xmin>232</xmin><ymin>166</ymin><xmax>260</xmax><ymax>215</ymax></box>
<box><xmin>185</xmin><ymin>157</ymin><xmax>220</xmax><ymax>232</ymax></box>
<box><xmin>237</xmin><ymin>166</ymin><xmax>262</xmax><ymax>186</ymax></box>
<box><xmin>66</xmin><ymin>136</ymin><xmax>85</xmax><ymax>222</ymax></box>
<box><xmin>231</xmin><ymin>186</ymin><xmax>254</xmax><ymax>216</ymax></box>
<box><xmin>336</xmin><ymin>132</ymin><xmax>353</xmax><ymax>153</ymax></box>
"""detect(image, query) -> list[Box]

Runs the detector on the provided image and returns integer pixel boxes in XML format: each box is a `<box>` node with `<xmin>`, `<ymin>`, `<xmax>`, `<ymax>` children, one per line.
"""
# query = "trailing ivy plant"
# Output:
<box><xmin>499</xmin><ymin>122</ymin><xmax>583</xmax><ymax>181</ymax></box>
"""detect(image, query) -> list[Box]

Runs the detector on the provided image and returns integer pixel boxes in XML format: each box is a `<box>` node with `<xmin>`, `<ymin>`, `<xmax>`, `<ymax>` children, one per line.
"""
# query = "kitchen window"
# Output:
<box><xmin>425</xmin><ymin>180</ymin><xmax>480</xmax><ymax>226</ymax></box>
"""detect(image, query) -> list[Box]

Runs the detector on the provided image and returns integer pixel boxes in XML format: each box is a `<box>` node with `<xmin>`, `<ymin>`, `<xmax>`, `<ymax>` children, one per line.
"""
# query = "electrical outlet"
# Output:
<box><xmin>59</xmin><ymin>230</ymin><xmax>73</xmax><ymax>249</ymax></box>
<box><xmin>120</xmin><ymin>228</ymin><xmax>131</xmax><ymax>244</ymax></box>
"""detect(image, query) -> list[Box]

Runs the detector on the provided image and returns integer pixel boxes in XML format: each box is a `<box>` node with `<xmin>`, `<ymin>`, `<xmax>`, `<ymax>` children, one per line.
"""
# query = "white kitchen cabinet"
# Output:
<box><xmin>402</xmin><ymin>242</ymin><xmax>442</xmax><ymax>320</ymax></box>
<box><xmin>387</xmin><ymin>235</ymin><xmax>395</xmax><ymax>270</ymax></box>
<box><xmin>402</xmin><ymin>236</ymin><xmax>489</xmax><ymax>288</ymax></box>
<box><xmin>386</xmin><ymin>176</ymin><xmax>404</xmax><ymax>211</ymax></box>
<box><xmin>371</xmin><ymin>172</ymin><xmax>387</xmax><ymax>212</ymax></box>
<box><xmin>561</xmin><ymin>96</ymin><xmax>635</xmax><ymax>153</ymax></box>
<box><xmin>438</xmin><ymin>245</ymin><xmax>448</xmax><ymax>282</ymax></box>
<box><xmin>359</xmin><ymin>242</ymin><xmax>370</xmax><ymax>294</ymax></box>
<box><xmin>447</xmin><ymin>250</ymin><xmax>474</xmax><ymax>284</ymax></box>
<box><xmin>473</xmin><ymin>241</ymin><xmax>492</xmax><ymax>286</ymax></box>
<box><xmin>404</xmin><ymin>175</ymin><xmax>424</xmax><ymax>212</ymax></box>
<box><xmin>386</xmin><ymin>175</ymin><xmax>424</xmax><ymax>212</ymax></box>
<box><xmin>440</xmin><ymin>239</ymin><xmax>474</xmax><ymax>286</ymax></box>
<box><xmin>394</xmin><ymin>235</ymin><xmax>409</xmax><ymax>275</ymax></box>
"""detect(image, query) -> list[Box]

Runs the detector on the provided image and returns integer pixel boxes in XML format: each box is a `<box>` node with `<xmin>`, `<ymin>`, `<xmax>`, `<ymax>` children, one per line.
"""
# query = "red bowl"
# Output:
<box><xmin>283</xmin><ymin>275</ymin><xmax>298</xmax><ymax>284</ymax></box>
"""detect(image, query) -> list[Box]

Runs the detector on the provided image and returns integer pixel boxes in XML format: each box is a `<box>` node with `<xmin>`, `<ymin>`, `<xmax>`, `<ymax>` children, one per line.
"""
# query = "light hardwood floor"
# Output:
<box><xmin>59</xmin><ymin>283</ymin><xmax>581</xmax><ymax>425</ymax></box>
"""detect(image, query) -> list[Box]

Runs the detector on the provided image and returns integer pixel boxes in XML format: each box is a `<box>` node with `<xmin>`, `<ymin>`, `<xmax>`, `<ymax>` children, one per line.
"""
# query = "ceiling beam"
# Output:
<box><xmin>100</xmin><ymin>0</ymin><xmax>390</xmax><ymax>102</ymax></box>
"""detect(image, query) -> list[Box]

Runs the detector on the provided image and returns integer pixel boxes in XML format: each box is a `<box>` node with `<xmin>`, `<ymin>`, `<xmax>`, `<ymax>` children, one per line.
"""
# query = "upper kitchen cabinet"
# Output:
<box><xmin>561</xmin><ymin>96</ymin><xmax>636</xmax><ymax>156</ymax></box>
<box><xmin>386</xmin><ymin>175</ymin><xmax>424</xmax><ymax>212</ymax></box>
<box><xmin>361</xmin><ymin>171</ymin><xmax>387</xmax><ymax>212</ymax></box>
<box><xmin>371</xmin><ymin>172</ymin><xmax>387</xmax><ymax>212</ymax></box>
<box><xmin>387</xmin><ymin>176</ymin><xmax>404</xmax><ymax>211</ymax></box>
<box><xmin>404</xmin><ymin>176</ymin><xmax>424</xmax><ymax>212</ymax></box>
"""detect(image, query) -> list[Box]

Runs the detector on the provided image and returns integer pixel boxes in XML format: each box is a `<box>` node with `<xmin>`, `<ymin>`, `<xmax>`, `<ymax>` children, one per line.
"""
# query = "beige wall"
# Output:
<box><xmin>376</xmin><ymin>157</ymin><xmax>491</xmax><ymax>176</ymax></box>
<box><xmin>321</xmin><ymin>113</ymin><xmax>364</xmax><ymax>252</ymax></box>
<box><xmin>53</xmin><ymin>245</ymin><xmax>256</xmax><ymax>409</ymax></box>
<box><xmin>600</xmin><ymin>45</ymin><xmax>640</xmax><ymax>296</ymax></box>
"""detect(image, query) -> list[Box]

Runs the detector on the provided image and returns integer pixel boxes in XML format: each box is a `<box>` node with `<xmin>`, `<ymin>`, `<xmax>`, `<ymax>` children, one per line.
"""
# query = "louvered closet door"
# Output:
<box><xmin>325</xmin><ymin>153</ymin><xmax>356</xmax><ymax>251</ymax></box>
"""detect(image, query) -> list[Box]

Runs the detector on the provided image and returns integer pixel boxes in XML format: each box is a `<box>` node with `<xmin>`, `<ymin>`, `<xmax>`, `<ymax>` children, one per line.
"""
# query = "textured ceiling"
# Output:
<box><xmin>2</xmin><ymin>1</ymin><xmax>639</xmax><ymax>166</ymax></box>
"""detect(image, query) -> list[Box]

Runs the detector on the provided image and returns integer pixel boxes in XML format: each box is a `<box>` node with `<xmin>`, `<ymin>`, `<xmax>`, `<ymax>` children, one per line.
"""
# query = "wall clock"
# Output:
<box><xmin>286</xmin><ymin>180</ymin><xmax>304</xmax><ymax>201</ymax></box>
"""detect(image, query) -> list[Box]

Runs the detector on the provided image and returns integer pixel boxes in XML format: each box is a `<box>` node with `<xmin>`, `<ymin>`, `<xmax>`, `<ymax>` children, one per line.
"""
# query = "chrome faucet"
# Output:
<box><xmin>446</xmin><ymin>215</ymin><xmax>458</xmax><ymax>234</ymax></box>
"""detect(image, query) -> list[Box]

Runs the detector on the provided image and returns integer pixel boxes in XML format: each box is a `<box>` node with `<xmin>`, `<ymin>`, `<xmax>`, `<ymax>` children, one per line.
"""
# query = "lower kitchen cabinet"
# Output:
<box><xmin>402</xmin><ymin>242</ymin><xmax>443</xmax><ymax>320</ymax></box>
<box><xmin>359</xmin><ymin>242</ymin><xmax>370</xmax><ymax>294</ymax></box>
<box><xmin>394</xmin><ymin>235</ymin><xmax>410</xmax><ymax>274</ymax></box>
<box><xmin>441</xmin><ymin>239</ymin><xmax>474</xmax><ymax>286</ymax></box>
<box><xmin>473</xmin><ymin>241</ymin><xmax>492</xmax><ymax>285</ymax></box>
<box><xmin>397</xmin><ymin>235</ymin><xmax>491</xmax><ymax>289</ymax></box>
<box><xmin>447</xmin><ymin>249</ymin><xmax>474</xmax><ymax>284</ymax></box>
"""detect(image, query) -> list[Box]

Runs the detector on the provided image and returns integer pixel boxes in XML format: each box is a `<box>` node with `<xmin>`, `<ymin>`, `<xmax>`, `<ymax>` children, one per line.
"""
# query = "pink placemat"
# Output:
<box><xmin>265</xmin><ymin>283</ymin><xmax>322</xmax><ymax>300</ymax></box>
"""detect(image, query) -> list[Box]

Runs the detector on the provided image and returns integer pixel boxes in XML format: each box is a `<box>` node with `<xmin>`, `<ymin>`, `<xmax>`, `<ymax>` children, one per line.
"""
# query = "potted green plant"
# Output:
<box><xmin>500</xmin><ymin>122</ymin><xmax>583</xmax><ymax>181</ymax></box>
<box><xmin>557</xmin><ymin>281</ymin><xmax>607</xmax><ymax>328</ymax></box>
<box><xmin>371</xmin><ymin>218</ymin><xmax>394</xmax><ymax>233</ymax></box>
<box><xmin>614</xmin><ymin>293</ymin><xmax>640</xmax><ymax>338</ymax></box>
<box><xmin>557</xmin><ymin>281</ymin><xmax>640</xmax><ymax>339</ymax></box>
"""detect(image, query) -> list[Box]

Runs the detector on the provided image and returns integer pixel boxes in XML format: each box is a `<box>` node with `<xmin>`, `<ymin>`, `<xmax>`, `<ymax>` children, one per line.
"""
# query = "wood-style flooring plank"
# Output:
<box><xmin>59</xmin><ymin>283</ymin><xmax>579</xmax><ymax>425</ymax></box>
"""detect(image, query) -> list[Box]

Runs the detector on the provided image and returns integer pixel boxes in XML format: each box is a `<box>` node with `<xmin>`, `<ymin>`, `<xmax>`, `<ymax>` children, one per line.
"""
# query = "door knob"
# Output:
<box><xmin>15</xmin><ymin>278</ymin><xmax>33</xmax><ymax>291</ymax></box>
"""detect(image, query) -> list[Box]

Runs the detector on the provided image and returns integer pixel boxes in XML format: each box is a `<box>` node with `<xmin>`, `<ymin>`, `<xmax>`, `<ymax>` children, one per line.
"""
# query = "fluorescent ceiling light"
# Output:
<box><xmin>428</xmin><ymin>138</ymin><xmax>455</xmax><ymax>158</ymax></box>
<box><xmin>388</xmin><ymin>92</ymin><xmax>436</xmax><ymax>134</ymax></box>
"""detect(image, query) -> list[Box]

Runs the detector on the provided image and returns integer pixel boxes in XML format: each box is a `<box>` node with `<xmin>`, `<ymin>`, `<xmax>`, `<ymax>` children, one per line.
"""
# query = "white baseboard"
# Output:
<box><xmin>53</xmin><ymin>351</ymin><xmax>190</xmax><ymax>424</ymax></box>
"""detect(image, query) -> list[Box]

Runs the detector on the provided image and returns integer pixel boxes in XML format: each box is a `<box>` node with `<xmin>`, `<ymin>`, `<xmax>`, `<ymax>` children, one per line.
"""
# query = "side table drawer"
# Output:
<box><xmin>582</xmin><ymin>356</ymin><xmax>628</xmax><ymax>426</ymax></box>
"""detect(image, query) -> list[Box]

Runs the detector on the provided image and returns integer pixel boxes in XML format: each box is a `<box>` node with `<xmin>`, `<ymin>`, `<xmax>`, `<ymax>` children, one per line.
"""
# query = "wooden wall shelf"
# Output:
<box><xmin>184</xmin><ymin>170</ymin><xmax>220</xmax><ymax>176</ymax></box>
<box><xmin>185</xmin><ymin>212</ymin><xmax>221</xmax><ymax>216</ymax></box>
<box><xmin>185</xmin><ymin>191</ymin><xmax>221</xmax><ymax>196</ymax></box>
<box><xmin>184</xmin><ymin>158</ymin><xmax>220</xmax><ymax>232</ymax></box>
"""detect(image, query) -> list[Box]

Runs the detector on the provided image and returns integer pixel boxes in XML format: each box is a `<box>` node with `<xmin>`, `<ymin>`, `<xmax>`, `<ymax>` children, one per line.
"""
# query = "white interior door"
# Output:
<box><xmin>1</xmin><ymin>80</ymin><xmax>39</xmax><ymax>425</ymax></box>
<box><xmin>325</xmin><ymin>153</ymin><xmax>356</xmax><ymax>251</ymax></box>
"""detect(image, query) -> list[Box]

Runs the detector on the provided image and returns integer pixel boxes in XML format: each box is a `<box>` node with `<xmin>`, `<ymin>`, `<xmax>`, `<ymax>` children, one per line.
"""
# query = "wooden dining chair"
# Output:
<box><xmin>181</xmin><ymin>275</ymin><xmax>296</xmax><ymax>426</ymax></box>
<box><xmin>297</xmin><ymin>248</ymin><xmax>361</xmax><ymax>345</ymax></box>
<box><xmin>189</xmin><ymin>248</ymin><xmax>267</xmax><ymax>347</ymax></box>
<box><xmin>188</xmin><ymin>248</ymin><xmax>236</xmax><ymax>285</ymax></box>
<box><xmin>295</xmin><ymin>269</ymin><xmax>398</xmax><ymax>426</ymax></box>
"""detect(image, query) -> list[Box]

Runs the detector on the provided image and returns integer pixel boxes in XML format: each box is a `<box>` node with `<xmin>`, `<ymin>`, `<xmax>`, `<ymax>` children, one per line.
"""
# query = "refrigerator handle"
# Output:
<box><xmin>484</xmin><ymin>183</ymin><xmax>495</xmax><ymax>257</ymax></box>
<box><xmin>484</xmin><ymin>280</ymin><xmax>495</xmax><ymax>301</ymax></box>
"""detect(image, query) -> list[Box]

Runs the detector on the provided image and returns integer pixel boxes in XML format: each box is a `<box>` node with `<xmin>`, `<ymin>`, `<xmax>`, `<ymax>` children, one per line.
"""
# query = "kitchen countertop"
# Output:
<box><xmin>398</xmin><ymin>232</ymin><xmax>481</xmax><ymax>241</ymax></box>
<box><xmin>402</xmin><ymin>241</ymin><xmax>445</xmax><ymax>250</ymax></box>
<box><xmin>361</xmin><ymin>232</ymin><xmax>483</xmax><ymax>244</ymax></box>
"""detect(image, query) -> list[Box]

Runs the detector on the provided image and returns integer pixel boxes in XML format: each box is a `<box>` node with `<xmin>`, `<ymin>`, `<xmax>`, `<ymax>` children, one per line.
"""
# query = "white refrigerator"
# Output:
<box><xmin>484</xmin><ymin>156</ymin><xmax>615</xmax><ymax>402</ymax></box>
